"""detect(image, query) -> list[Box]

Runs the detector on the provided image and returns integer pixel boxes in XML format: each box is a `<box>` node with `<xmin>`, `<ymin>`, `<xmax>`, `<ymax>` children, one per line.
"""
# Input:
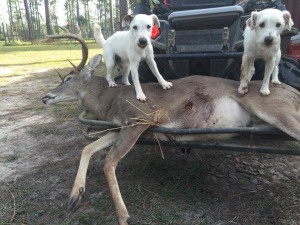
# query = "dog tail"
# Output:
<box><xmin>93</xmin><ymin>24</ymin><xmax>106</xmax><ymax>47</ymax></box>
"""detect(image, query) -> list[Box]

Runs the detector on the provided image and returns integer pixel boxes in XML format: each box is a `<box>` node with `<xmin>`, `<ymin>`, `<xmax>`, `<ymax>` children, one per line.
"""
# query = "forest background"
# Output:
<box><xmin>0</xmin><ymin>0</ymin><xmax>143</xmax><ymax>44</ymax></box>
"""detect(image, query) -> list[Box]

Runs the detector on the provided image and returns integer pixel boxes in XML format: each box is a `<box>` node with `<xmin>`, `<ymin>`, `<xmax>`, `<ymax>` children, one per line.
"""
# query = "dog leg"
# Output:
<box><xmin>105</xmin><ymin>55</ymin><xmax>118</xmax><ymax>87</ymax></box>
<box><xmin>238</xmin><ymin>56</ymin><xmax>252</xmax><ymax>94</ymax></box>
<box><xmin>247</xmin><ymin>60</ymin><xmax>255</xmax><ymax>82</ymax></box>
<box><xmin>146</xmin><ymin>57</ymin><xmax>173</xmax><ymax>89</ymax></box>
<box><xmin>130</xmin><ymin>63</ymin><xmax>147</xmax><ymax>101</ymax></box>
<box><xmin>271</xmin><ymin>65</ymin><xmax>281</xmax><ymax>85</ymax></box>
<box><xmin>260</xmin><ymin>58</ymin><xmax>276</xmax><ymax>95</ymax></box>
<box><xmin>122</xmin><ymin>65</ymin><xmax>131</xmax><ymax>86</ymax></box>
<box><xmin>271</xmin><ymin>56</ymin><xmax>281</xmax><ymax>85</ymax></box>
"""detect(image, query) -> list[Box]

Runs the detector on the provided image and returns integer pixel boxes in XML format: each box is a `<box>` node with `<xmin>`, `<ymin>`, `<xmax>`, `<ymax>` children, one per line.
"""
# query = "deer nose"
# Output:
<box><xmin>264</xmin><ymin>36</ymin><xmax>273</xmax><ymax>45</ymax></box>
<box><xmin>138</xmin><ymin>38</ymin><xmax>147</xmax><ymax>46</ymax></box>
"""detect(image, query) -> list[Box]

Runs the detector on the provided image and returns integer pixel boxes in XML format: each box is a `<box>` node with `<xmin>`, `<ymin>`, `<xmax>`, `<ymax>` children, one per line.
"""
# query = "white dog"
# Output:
<box><xmin>94</xmin><ymin>14</ymin><xmax>173</xmax><ymax>102</ymax></box>
<box><xmin>238</xmin><ymin>8</ymin><xmax>294</xmax><ymax>95</ymax></box>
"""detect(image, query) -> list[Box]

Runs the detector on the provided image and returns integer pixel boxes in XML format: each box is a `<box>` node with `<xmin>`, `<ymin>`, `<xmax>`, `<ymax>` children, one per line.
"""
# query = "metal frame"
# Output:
<box><xmin>154</xmin><ymin>52</ymin><xmax>243</xmax><ymax>60</ymax></box>
<box><xmin>79</xmin><ymin>111</ymin><xmax>300</xmax><ymax>156</ymax></box>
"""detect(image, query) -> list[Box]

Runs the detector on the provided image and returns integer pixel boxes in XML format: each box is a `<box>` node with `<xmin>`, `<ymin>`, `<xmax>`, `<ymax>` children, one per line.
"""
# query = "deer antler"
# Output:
<box><xmin>46</xmin><ymin>25</ymin><xmax>88</xmax><ymax>74</ymax></box>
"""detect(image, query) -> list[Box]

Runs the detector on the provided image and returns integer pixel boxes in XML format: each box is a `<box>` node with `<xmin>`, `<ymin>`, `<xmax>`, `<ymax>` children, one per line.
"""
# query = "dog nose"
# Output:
<box><xmin>139</xmin><ymin>38</ymin><xmax>147</xmax><ymax>46</ymax></box>
<box><xmin>264</xmin><ymin>36</ymin><xmax>273</xmax><ymax>45</ymax></box>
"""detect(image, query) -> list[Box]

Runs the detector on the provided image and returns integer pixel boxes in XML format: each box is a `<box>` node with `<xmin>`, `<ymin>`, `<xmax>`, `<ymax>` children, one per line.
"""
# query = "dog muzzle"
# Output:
<box><xmin>138</xmin><ymin>38</ymin><xmax>148</xmax><ymax>49</ymax></box>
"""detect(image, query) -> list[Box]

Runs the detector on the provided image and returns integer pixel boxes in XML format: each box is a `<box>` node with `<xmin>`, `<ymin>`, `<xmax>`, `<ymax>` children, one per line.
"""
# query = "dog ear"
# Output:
<box><xmin>248</xmin><ymin>11</ymin><xmax>257</xmax><ymax>30</ymax></box>
<box><xmin>282</xmin><ymin>11</ymin><xmax>294</xmax><ymax>31</ymax></box>
<box><xmin>122</xmin><ymin>15</ymin><xmax>134</xmax><ymax>28</ymax></box>
<box><xmin>150</xmin><ymin>14</ymin><xmax>160</xmax><ymax>28</ymax></box>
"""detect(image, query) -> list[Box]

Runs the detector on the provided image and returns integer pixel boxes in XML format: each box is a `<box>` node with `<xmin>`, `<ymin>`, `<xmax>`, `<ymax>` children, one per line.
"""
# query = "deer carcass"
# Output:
<box><xmin>43</xmin><ymin>32</ymin><xmax>300</xmax><ymax>225</ymax></box>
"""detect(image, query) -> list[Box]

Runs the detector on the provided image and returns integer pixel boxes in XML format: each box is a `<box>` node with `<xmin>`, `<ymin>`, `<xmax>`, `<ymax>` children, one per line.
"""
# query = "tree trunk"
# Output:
<box><xmin>7</xmin><ymin>0</ymin><xmax>14</xmax><ymax>29</ymax></box>
<box><xmin>16</xmin><ymin>0</ymin><xmax>26</xmax><ymax>39</ymax></box>
<box><xmin>86</xmin><ymin>0</ymin><xmax>91</xmax><ymax>37</ymax></box>
<box><xmin>76</xmin><ymin>0</ymin><xmax>80</xmax><ymax>27</ymax></box>
<box><xmin>35</xmin><ymin>0</ymin><xmax>41</xmax><ymax>37</ymax></box>
<box><xmin>45</xmin><ymin>0</ymin><xmax>54</xmax><ymax>35</ymax></box>
<box><xmin>119</xmin><ymin>0</ymin><xmax>128</xmax><ymax>30</ymax></box>
<box><xmin>109</xmin><ymin>0</ymin><xmax>113</xmax><ymax>35</ymax></box>
<box><xmin>23</xmin><ymin>0</ymin><xmax>34</xmax><ymax>42</ymax></box>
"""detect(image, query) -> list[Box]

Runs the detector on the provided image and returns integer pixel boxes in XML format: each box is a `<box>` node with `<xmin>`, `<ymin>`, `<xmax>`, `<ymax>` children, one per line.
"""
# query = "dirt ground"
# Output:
<box><xmin>1</xmin><ymin>66</ymin><xmax>300</xmax><ymax>225</ymax></box>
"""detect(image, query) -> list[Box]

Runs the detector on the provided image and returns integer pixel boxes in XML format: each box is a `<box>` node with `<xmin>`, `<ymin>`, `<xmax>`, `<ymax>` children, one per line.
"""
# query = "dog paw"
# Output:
<box><xmin>161</xmin><ymin>81</ymin><xmax>173</xmax><ymax>89</ymax></box>
<box><xmin>271</xmin><ymin>80</ymin><xmax>281</xmax><ymax>85</ymax></box>
<box><xmin>136</xmin><ymin>93</ymin><xmax>147</xmax><ymax>102</ymax></box>
<box><xmin>238</xmin><ymin>85</ymin><xmax>248</xmax><ymax>95</ymax></box>
<box><xmin>260</xmin><ymin>88</ymin><xmax>270</xmax><ymax>96</ymax></box>
<box><xmin>123</xmin><ymin>82</ymin><xmax>131</xmax><ymax>86</ymax></box>
<box><xmin>109</xmin><ymin>82</ymin><xmax>118</xmax><ymax>88</ymax></box>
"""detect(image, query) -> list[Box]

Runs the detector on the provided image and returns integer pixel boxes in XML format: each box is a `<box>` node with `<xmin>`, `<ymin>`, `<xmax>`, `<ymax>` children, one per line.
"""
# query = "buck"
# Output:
<box><xmin>43</xmin><ymin>30</ymin><xmax>300</xmax><ymax>225</ymax></box>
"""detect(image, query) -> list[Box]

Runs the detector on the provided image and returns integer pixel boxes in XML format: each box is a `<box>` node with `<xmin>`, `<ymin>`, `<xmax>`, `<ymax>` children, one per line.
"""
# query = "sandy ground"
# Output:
<box><xmin>1</xmin><ymin>66</ymin><xmax>300</xmax><ymax>224</ymax></box>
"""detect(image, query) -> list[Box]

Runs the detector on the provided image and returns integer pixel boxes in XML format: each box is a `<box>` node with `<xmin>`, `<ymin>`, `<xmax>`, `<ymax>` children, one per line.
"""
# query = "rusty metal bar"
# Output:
<box><xmin>79</xmin><ymin>111</ymin><xmax>284</xmax><ymax>136</ymax></box>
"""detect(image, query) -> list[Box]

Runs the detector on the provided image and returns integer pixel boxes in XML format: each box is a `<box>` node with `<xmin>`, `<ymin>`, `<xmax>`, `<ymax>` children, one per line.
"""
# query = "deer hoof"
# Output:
<box><xmin>127</xmin><ymin>217</ymin><xmax>134</xmax><ymax>224</ymax></box>
<box><xmin>117</xmin><ymin>215</ymin><xmax>131</xmax><ymax>225</ymax></box>
<box><xmin>67</xmin><ymin>187</ymin><xmax>85</xmax><ymax>215</ymax></box>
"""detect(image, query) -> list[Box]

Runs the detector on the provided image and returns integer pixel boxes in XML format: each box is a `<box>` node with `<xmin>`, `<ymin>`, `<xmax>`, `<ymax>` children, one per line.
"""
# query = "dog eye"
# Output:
<box><xmin>276</xmin><ymin>23</ymin><xmax>281</xmax><ymax>28</ymax></box>
<box><xmin>133</xmin><ymin>25</ymin><xmax>138</xmax><ymax>30</ymax></box>
<box><xmin>259</xmin><ymin>22</ymin><xmax>265</xmax><ymax>28</ymax></box>
<box><xmin>147</xmin><ymin>25</ymin><xmax>151</xmax><ymax>29</ymax></box>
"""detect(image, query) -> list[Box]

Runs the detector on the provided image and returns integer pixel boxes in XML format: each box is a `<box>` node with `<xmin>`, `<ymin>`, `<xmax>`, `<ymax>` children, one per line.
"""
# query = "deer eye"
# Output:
<box><xmin>65</xmin><ymin>76</ymin><xmax>72</xmax><ymax>82</ymax></box>
<box><xmin>259</xmin><ymin>22</ymin><xmax>265</xmax><ymax>28</ymax></box>
<box><xmin>147</xmin><ymin>25</ymin><xmax>151</xmax><ymax>29</ymax></box>
<box><xmin>133</xmin><ymin>25</ymin><xmax>138</xmax><ymax>30</ymax></box>
<box><xmin>276</xmin><ymin>22</ymin><xmax>281</xmax><ymax>28</ymax></box>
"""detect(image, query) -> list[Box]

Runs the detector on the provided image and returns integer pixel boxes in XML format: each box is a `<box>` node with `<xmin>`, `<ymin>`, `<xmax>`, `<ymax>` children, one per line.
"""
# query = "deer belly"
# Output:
<box><xmin>208</xmin><ymin>97</ymin><xmax>251</xmax><ymax>128</ymax></box>
<box><xmin>156</xmin><ymin>97</ymin><xmax>251</xmax><ymax>141</ymax></box>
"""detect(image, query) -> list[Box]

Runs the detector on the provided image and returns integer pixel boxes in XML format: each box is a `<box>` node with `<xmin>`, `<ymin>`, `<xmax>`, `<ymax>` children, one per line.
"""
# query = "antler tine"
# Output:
<box><xmin>55</xmin><ymin>69</ymin><xmax>63</xmax><ymax>81</ymax></box>
<box><xmin>46</xmin><ymin>25</ymin><xmax>88</xmax><ymax>74</ymax></box>
<box><xmin>67</xmin><ymin>59</ymin><xmax>77</xmax><ymax>69</ymax></box>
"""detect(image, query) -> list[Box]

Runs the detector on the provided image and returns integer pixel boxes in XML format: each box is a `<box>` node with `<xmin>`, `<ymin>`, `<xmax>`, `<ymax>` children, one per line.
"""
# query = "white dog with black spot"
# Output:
<box><xmin>238</xmin><ymin>8</ymin><xmax>294</xmax><ymax>96</ymax></box>
<box><xmin>94</xmin><ymin>14</ymin><xmax>173</xmax><ymax>102</ymax></box>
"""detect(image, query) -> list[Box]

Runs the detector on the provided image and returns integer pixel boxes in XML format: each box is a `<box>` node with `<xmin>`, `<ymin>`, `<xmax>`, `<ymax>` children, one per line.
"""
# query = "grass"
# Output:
<box><xmin>0</xmin><ymin>40</ymin><xmax>102</xmax><ymax>82</ymax></box>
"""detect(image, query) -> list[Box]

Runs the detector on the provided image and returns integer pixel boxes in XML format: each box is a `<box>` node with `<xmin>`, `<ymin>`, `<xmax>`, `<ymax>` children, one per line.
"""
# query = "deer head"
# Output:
<box><xmin>43</xmin><ymin>25</ymin><xmax>103</xmax><ymax>105</ymax></box>
<box><xmin>42</xmin><ymin>54</ymin><xmax>102</xmax><ymax>105</ymax></box>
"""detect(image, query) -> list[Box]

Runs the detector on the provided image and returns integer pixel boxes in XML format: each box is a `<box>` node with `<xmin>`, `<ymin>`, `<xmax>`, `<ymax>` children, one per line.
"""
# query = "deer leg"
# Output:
<box><xmin>145</xmin><ymin>57</ymin><xmax>173</xmax><ymax>89</ymax></box>
<box><xmin>68</xmin><ymin>132</ymin><xmax>118</xmax><ymax>214</ymax></box>
<box><xmin>260</xmin><ymin>58</ymin><xmax>276</xmax><ymax>95</ymax></box>
<box><xmin>103</xmin><ymin>125</ymin><xmax>149</xmax><ymax>225</ymax></box>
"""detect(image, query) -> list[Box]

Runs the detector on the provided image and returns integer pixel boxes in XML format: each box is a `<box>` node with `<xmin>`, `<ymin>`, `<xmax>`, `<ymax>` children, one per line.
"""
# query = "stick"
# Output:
<box><xmin>7</xmin><ymin>188</ymin><xmax>16</xmax><ymax>224</ymax></box>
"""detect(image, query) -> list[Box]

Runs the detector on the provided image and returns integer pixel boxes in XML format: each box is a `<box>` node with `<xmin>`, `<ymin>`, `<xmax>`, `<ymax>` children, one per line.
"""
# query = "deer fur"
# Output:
<box><xmin>42</xmin><ymin>54</ymin><xmax>300</xmax><ymax>225</ymax></box>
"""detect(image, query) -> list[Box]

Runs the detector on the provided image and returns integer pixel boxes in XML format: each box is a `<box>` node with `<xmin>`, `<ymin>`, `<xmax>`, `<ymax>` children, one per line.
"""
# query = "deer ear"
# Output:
<box><xmin>83</xmin><ymin>54</ymin><xmax>102</xmax><ymax>79</ymax></box>
<box><xmin>282</xmin><ymin>11</ymin><xmax>294</xmax><ymax>31</ymax></box>
<box><xmin>248</xmin><ymin>11</ymin><xmax>257</xmax><ymax>30</ymax></box>
<box><xmin>122</xmin><ymin>15</ymin><xmax>134</xmax><ymax>27</ymax></box>
<box><xmin>150</xmin><ymin>14</ymin><xmax>160</xmax><ymax>28</ymax></box>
